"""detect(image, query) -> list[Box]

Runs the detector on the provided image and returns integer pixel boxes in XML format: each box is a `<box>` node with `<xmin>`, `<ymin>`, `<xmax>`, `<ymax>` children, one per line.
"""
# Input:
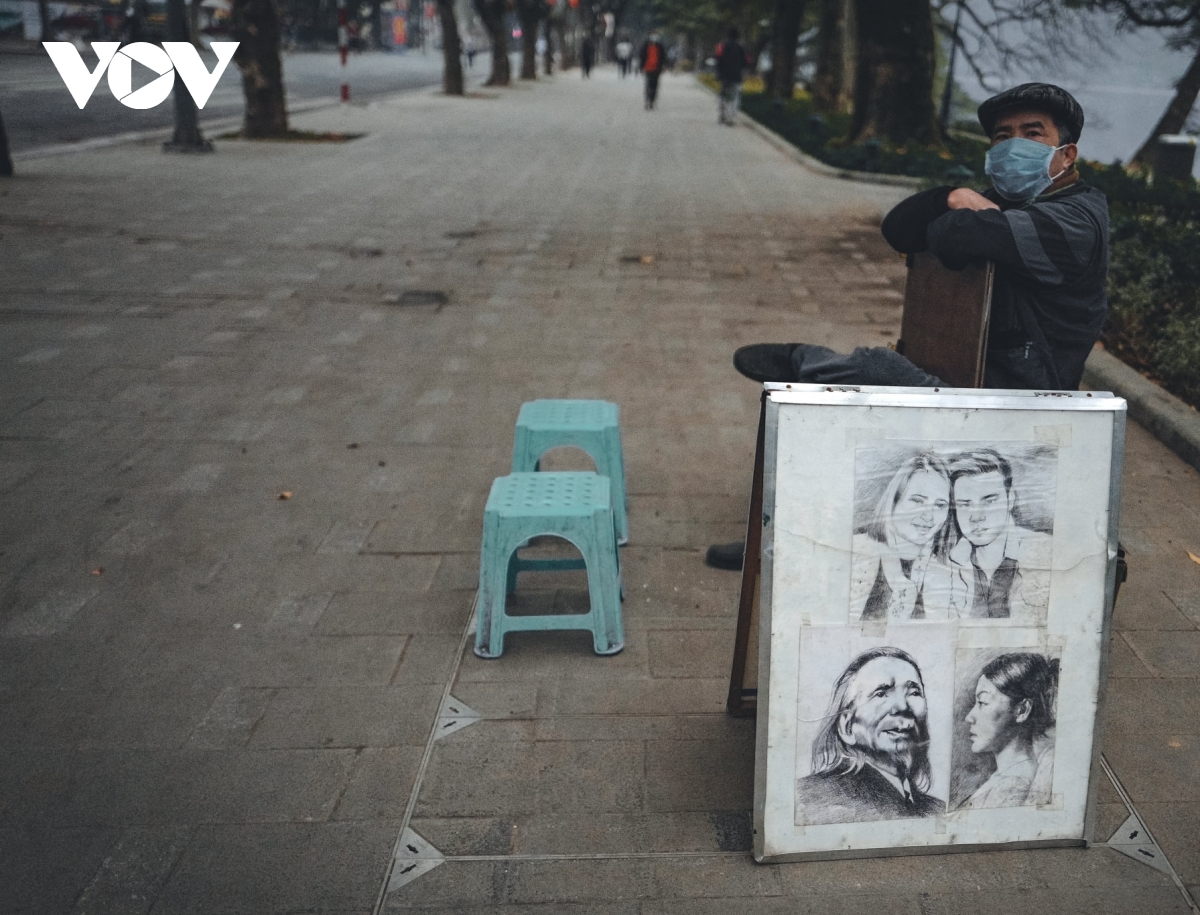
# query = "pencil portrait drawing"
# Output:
<box><xmin>851</xmin><ymin>445</ymin><xmax>1056</xmax><ymax>623</ymax></box>
<box><xmin>795</xmin><ymin>647</ymin><xmax>946</xmax><ymax>826</ymax></box>
<box><xmin>951</xmin><ymin>650</ymin><xmax>1059</xmax><ymax>810</ymax></box>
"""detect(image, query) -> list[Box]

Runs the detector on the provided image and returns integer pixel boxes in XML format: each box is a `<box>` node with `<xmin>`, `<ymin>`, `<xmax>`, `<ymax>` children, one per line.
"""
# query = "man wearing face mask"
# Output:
<box><xmin>705</xmin><ymin>83</ymin><xmax>1108</xmax><ymax>571</ymax></box>
<box><xmin>735</xmin><ymin>83</ymin><xmax>1107</xmax><ymax>392</ymax></box>
<box><xmin>881</xmin><ymin>83</ymin><xmax>1107</xmax><ymax>390</ymax></box>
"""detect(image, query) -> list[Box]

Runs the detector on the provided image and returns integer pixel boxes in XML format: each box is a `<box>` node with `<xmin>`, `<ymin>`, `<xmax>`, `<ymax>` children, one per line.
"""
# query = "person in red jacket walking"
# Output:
<box><xmin>639</xmin><ymin>32</ymin><xmax>667</xmax><ymax>110</ymax></box>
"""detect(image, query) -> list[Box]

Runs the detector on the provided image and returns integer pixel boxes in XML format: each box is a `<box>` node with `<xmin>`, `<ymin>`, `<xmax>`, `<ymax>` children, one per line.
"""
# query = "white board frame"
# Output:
<box><xmin>753</xmin><ymin>386</ymin><xmax>1126</xmax><ymax>862</ymax></box>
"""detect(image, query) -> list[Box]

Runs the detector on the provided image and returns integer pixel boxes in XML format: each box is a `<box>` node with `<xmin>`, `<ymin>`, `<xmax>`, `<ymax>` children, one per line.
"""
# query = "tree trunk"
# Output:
<box><xmin>515</xmin><ymin>0</ymin><xmax>538</xmax><ymax>79</ymax></box>
<box><xmin>543</xmin><ymin>17</ymin><xmax>553</xmax><ymax>75</ymax></box>
<box><xmin>812</xmin><ymin>0</ymin><xmax>854</xmax><ymax>114</ymax></box>
<box><xmin>37</xmin><ymin>0</ymin><xmax>51</xmax><ymax>39</ymax></box>
<box><xmin>1130</xmin><ymin>44</ymin><xmax>1200</xmax><ymax>169</ymax></box>
<box><xmin>850</xmin><ymin>0</ymin><xmax>939</xmax><ymax>145</ymax></box>
<box><xmin>0</xmin><ymin>107</ymin><xmax>13</xmax><ymax>177</ymax></box>
<box><xmin>770</xmin><ymin>0</ymin><xmax>806</xmax><ymax>100</ymax></box>
<box><xmin>606</xmin><ymin>1</ymin><xmax>625</xmax><ymax>61</ymax></box>
<box><xmin>435</xmin><ymin>0</ymin><xmax>465</xmax><ymax>94</ymax></box>
<box><xmin>190</xmin><ymin>0</ymin><xmax>203</xmax><ymax>49</ymax></box>
<box><xmin>164</xmin><ymin>0</ymin><xmax>213</xmax><ymax>151</ymax></box>
<box><xmin>473</xmin><ymin>0</ymin><xmax>510</xmax><ymax>85</ymax></box>
<box><xmin>368</xmin><ymin>0</ymin><xmax>382</xmax><ymax>47</ymax></box>
<box><xmin>557</xmin><ymin>14</ymin><xmax>575</xmax><ymax>70</ymax></box>
<box><xmin>230</xmin><ymin>0</ymin><xmax>289</xmax><ymax>137</ymax></box>
<box><xmin>407</xmin><ymin>0</ymin><xmax>422</xmax><ymax>48</ymax></box>
<box><xmin>303</xmin><ymin>0</ymin><xmax>320</xmax><ymax>46</ymax></box>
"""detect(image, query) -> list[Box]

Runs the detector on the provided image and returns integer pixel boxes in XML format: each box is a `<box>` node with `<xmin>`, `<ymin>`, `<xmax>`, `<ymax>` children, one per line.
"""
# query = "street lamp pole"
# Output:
<box><xmin>338</xmin><ymin>0</ymin><xmax>350</xmax><ymax>101</ymax></box>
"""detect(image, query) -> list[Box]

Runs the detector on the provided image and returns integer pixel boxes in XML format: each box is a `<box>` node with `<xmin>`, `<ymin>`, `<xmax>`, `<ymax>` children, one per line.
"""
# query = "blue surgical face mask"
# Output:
<box><xmin>985</xmin><ymin>137</ymin><xmax>1068</xmax><ymax>202</ymax></box>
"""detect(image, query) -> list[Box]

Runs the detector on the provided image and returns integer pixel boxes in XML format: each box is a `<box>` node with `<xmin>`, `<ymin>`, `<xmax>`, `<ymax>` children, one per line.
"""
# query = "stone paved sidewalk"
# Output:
<box><xmin>2</xmin><ymin>65</ymin><xmax>1200</xmax><ymax>914</ymax></box>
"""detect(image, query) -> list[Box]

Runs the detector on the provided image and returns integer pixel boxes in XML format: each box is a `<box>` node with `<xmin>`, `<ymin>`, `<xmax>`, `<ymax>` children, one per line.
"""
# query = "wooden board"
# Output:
<box><xmin>897</xmin><ymin>252</ymin><xmax>994</xmax><ymax>388</ymax></box>
<box><xmin>726</xmin><ymin>393</ymin><xmax>767</xmax><ymax>717</ymax></box>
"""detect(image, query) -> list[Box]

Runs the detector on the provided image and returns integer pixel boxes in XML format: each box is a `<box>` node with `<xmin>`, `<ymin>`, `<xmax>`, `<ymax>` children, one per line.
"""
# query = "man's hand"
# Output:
<box><xmin>947</xmin><ymin>188</ymin><xmax>1001</xmax><ymax>212</ymax></box>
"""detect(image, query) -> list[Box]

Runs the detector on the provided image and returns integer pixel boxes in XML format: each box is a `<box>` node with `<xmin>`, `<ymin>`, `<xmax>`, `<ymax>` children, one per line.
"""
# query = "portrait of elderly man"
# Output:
<box><xmin>947</xmin><ymin>449</ymin><xmax>1053</xmax><ymax>620</ymax></box>
<box><xmin>796</xmin><ymin>647</ymin><xmax>945</xmax><ymax>825</ymax></box>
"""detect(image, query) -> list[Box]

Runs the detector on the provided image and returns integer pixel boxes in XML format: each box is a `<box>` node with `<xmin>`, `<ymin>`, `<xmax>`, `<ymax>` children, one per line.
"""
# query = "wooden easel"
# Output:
<box><xmin>726</xmin><ymin>392</ymin><xmax>768</xmax><ymax>716</ymax></box>
<box><xmin>726</xmin><ymin>254</ymin><xmax>995</xmax><ymax>716</ymax></box>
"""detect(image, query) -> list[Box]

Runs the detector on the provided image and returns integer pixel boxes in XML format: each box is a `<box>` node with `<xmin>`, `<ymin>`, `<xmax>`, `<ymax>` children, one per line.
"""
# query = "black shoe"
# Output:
<box><xmin>733</xmin><ymin>344</ymin><xmax>804</xmax><ymax>383</ymax></box>
<box><xmin>705</xmin><ymin>541</ymin><xmax>745</xmax><ymax>571</ymax></box>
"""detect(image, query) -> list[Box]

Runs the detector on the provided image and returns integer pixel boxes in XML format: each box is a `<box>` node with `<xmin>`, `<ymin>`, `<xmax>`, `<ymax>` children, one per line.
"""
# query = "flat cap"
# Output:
<box><xmin>977</xmin><ymin>83</ymin><xmax>1084</xmax><ymax>142</ymax></box>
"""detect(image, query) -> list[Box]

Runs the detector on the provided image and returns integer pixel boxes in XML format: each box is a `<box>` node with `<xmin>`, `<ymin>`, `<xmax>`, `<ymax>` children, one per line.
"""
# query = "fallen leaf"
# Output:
<box><xmin>639</xmin><ymin>255</ymin><xmax>654</xmax><ymax>264</ymax></box>
<box><xmin>91</xmin><ymin>567</ymin><xmax>104</xmax><ymax>576</ymax></box>
<box><xmin>278</xmin><ymin>491</ymin><xmax>293</xmax><ymax>500</ymax></box>
<box><xmin>1188</xmin><ymin>551</ymin><xmax>1200</xmax><ymax>565</ymax></box>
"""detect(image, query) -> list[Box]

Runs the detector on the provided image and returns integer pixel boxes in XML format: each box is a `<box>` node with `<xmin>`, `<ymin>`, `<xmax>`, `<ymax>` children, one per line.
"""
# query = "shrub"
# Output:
<box><xmin>738</xmin><ymin>91</ymin><xmax>985</xmax><ymax>184</ymax></box>
<box><xmin>1081</xmin><ymin>164</ymin><xmax>1200</xmax><ymax>407</ymax></box>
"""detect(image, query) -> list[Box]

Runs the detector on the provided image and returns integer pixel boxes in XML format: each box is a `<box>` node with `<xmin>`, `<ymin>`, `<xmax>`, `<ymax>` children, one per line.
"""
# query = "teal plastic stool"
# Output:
<box><xmin>512</xmin><ymin>399</ymin><xmax>629</xmax><ymax>545</ymax></box>
<box><xmin>475</xmin><ymin>472</ymin><xmax>624</xmax><ymax>659</ymax></box>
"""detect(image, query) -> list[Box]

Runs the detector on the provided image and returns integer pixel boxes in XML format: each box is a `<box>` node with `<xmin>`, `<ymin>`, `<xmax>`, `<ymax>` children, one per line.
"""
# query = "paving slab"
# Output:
<box><xmin>2</xmin><ymin>61</ymin><xmax>1200</xmax><ymax>914</ymax></box>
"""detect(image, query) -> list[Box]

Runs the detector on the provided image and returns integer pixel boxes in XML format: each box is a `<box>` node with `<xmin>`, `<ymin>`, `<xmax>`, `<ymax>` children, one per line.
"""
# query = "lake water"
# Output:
<box><xmin>954</xmin><ymin>22</ymin><xmax>1199</xmax><ymax>176</ymax></box>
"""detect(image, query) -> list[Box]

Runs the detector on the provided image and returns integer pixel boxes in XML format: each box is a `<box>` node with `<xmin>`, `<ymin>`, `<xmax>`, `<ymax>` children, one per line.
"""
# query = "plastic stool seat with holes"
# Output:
<box><xmin>475</xmin><ymin>472</ymin><xmax>624</xmax><ymax>659</ymax></box>
<box><xmin>512</xmin><ymin>399</ymin><xmax>629</xmax><ymax>545</ymax></box>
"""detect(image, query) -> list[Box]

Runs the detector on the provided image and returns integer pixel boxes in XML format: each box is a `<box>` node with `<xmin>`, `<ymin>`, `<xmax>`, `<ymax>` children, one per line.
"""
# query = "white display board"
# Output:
<box><xmin>753</xmin><ymin>387</ymin><xmax>1126</xmax><ymax>862</ymax></box>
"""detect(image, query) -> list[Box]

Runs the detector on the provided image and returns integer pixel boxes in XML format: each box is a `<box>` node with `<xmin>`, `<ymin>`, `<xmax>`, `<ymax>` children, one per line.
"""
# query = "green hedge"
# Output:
<box><xmin>1080</xmin><ymin>163</ymin><xmax>1200</xmax><ymax>408</ymax></box>
<box><xmin>733</xmin><ymin>86</ymin><xmax>1200</xmax><ymax>408</ymax></box>
<box><xmin>738</xmin><ymin>91</ymin><xmax>986</xmax><ymax>183</ymax></box>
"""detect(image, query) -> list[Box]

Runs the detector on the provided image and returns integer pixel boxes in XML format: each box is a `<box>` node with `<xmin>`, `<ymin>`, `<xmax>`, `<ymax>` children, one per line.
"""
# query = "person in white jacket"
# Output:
<box><xmin>850</xmin><ymin>452</ymin><xmax>957</xmax><ymax>621</ymax></box>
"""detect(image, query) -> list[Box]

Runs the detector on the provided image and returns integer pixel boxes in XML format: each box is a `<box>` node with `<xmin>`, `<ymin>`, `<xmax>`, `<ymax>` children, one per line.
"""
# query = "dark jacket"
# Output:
<box><xmin>715</xmin><ymin>39</ymin><xmax>747</xmax><ymax>84</ymax></box>
<box><xmin>796</xmin><ymin>764</ymin><xmax>945</xmax><ymax>826</ymax></box>
<box><xmin>880</xmin><ymin>180</ymin><xmax>1109</xmax><ymax>390</ymax></box>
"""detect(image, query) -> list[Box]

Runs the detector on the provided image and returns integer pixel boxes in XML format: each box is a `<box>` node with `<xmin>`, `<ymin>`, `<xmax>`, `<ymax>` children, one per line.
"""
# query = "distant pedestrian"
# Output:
<box><xmin>464</xmin><ymin>36</ymin><xmax>476</xmax><ymax>68</ymax></box>
<box><xmin>581</xmin><ymin>36</ymin><xmax>595</xmax><ymax>78</ymax></box>
<box><xmin>615</xmin><ymin>38</ymin><xmax>632</xmax><ymax>78</ymax></box>
<box><xmin>123</xmin><ymin>1</ymin><xmax>146</xmax><ymax>42</ymax></box>
<box><xmin>639</xmin><ymin>31</ymin><xmax>667</xmax><ymax>109</ymax></box>
<box><xmin>715</xmin><ymin>27</ymin><xmax>749</xmax><ymax>125</ymax></box>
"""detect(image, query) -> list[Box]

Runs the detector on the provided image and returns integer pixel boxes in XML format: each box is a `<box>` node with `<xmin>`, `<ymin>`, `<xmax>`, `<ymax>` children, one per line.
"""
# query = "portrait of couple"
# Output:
<box><xmin>795</xmin><ymin>643</ymin><xmax>1059</xmax><ymax>826</ymax></box>
<box><xmin>849</xmin><ymin>444</ymin><xmax>1055</xmax><ymax>623</ymax></box>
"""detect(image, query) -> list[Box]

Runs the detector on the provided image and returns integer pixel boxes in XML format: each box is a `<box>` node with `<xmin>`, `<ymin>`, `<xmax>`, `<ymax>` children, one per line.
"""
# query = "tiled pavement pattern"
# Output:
<box><xmin>2</xmin><ymin>67</ymin><xmax>1200</xmax><ymax>914</ymax></box>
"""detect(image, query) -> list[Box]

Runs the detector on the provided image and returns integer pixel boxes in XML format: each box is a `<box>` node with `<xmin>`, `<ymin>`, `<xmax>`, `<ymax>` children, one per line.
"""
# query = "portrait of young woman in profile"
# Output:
<box><xmin>959</xmin><ymin>652</ymin><xmax>1059</xmax><ymax>810</ymax></box>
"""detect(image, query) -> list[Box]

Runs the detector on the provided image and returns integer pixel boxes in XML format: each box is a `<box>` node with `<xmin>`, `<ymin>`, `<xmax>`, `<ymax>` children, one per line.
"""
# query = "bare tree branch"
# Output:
<box><xmin>1110</xmin><ymin>0</ymin><xmax>1200</xmax><ymax>28</ymax></box>
<box><xmin>931</xmin><ymin>0</ymin><xmax>1113</xmax><ymax>91</ymax></box>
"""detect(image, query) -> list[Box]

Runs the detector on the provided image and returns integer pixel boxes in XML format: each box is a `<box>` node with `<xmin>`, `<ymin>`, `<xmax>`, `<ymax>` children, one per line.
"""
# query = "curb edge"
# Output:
<box><xmin>1084</xmin><ymin>347</ymin><xmax>1200</xmax><ymax>473</ymax></box>
<box><xmin>737</xmin><ymin>112</ymin><xmax>926</xmax><ymax>189</ymax></box>
<box><xmin>693</xmin><ymin>73</ymin><xmax>924</xmax><ymax>190</ymax></box>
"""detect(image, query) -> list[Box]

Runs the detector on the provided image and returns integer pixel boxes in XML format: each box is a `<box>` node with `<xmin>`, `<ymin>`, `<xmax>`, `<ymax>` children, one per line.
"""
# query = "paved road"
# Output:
<box><xmin>0</xmin><ymin>46</ymin><xmax>479</xmax><ymax>152</ymax></box>
<box><xmin>3</xmin><ymin>68</ymin><xmax>1200</xmax><ymax>914</ymax></box>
